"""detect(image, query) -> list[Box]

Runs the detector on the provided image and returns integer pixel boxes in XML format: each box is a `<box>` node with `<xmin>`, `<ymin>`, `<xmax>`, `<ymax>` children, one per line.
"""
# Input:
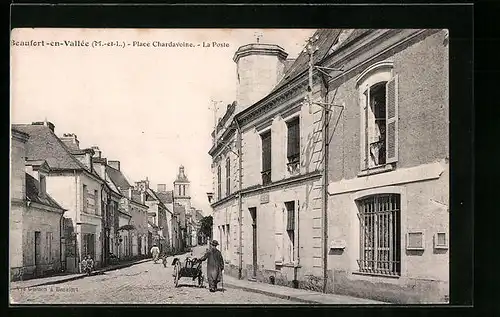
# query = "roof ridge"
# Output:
<box><xmin>47</xmin><ymin>126</ymin><xmax>90</xmax><ymax>171</ymax></box>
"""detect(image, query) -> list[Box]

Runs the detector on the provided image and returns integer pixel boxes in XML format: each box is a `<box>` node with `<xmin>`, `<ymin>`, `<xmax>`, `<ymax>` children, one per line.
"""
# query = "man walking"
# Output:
<box><xmin>197</xmin><ymin>240</ymin><xmax>224</xmax><ymax>292</ymax></box>
<box><xmin>150</xmin><ymin>244</ymin><xmax>160</xmax><ymax>263</ymax></box>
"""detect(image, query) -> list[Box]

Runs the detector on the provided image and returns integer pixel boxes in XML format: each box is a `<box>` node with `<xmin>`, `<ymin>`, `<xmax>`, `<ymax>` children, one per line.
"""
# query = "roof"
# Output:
<box><xmin>106</xmin><ymin>165</ymin><xmax>132</xmax><ymax>190</ymax></box>
<box><xmin>271</xmin><ymin>29</ymin><xmax>342</xmax><ymax>93</ymax></box>
<box><xmin>13</xmin><ymin>124</ymin><xmax>89</xmax><ymax>170</ymax></box>
<box><xmin>156</xmin><ymin>191</ymin><xmax>173</xmax><ymax>205</ymax></box>
<box><xmin>25</xmin><ymin>173</ymin><xmax>65</xmax><ymax>210</ymax></box>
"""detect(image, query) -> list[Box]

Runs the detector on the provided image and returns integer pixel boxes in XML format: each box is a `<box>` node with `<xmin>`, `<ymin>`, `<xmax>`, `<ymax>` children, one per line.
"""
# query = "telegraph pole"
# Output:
<box><xmin>210</xmin><ymin>99</ymin><xmax>221</xmax><ymax>147</ymax></box>
<box><xmin>305</xmin><ymin>34</ymin><xmax>330</xmax><ymax>294</ymax></box>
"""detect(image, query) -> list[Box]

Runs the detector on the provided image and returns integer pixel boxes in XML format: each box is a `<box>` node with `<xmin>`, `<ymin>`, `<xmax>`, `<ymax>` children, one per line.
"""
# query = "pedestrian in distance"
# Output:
<box><xmin>150</xmin><ymin>244</ymin><xmax>160</xmax><ymax>263</ymax></box>
<box><xmin>196</xmin><ymin>240</ymin><xmax>224</xmax><ymax>292</ymax></box>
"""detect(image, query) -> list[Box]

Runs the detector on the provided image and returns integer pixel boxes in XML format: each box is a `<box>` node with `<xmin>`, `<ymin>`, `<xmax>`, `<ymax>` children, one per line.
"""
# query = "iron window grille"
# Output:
<box><xmin>356</xmin><ymin>194</ymin><xmax>401</xmax><ymax>276</ymax></box>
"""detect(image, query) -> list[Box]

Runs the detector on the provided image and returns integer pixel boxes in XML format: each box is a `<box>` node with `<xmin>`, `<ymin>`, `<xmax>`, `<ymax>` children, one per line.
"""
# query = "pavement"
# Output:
<box><xmin>9</xmin><ymin>246</ymin><xmax>387</xmax><ymax>304</ymax></box>
<box><xmin>10</xmin><ymin>257</ymin><xmax>151</xmax><ymax>290</ymax></box>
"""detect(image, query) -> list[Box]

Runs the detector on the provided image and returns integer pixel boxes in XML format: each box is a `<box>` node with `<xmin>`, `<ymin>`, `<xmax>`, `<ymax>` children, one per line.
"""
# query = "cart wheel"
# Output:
<box><xmin>174</xmin><ymin>263</ymin><xmax>180</xmax><ymax>287</ymax></box>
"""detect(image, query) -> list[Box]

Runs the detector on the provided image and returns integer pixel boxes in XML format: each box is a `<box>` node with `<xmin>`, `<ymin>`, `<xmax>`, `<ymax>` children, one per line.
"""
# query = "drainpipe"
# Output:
<box><xmin>59</xmin><ymin>213</ymin><xmax>64</xmax><ymax>272</ymax></box>
<box><xmin>74</xmin><ymin>170</ymin><xmax>78</xmax><ymax>269</ymax></box>
<box><xmin>294</xmin><ymin>199</ymin><xmax>300</xmax><ymax>287</ymax></box>
<box><xmin>236</xmin><ymin>120</ymin><xmax>243</xmax><ymax>280</ymax></box>
<box><xmin>322</xmin><ymin>83</ymin><xmax>331</xmax><ymax>294</ymax></box>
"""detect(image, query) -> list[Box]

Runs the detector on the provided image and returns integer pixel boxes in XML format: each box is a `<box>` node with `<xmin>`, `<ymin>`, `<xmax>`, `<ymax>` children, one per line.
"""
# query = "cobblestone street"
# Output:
<box><xmin>10</xmin><ymin>247</ymin><xmax>295</xmax><ymax>304</ymax></box>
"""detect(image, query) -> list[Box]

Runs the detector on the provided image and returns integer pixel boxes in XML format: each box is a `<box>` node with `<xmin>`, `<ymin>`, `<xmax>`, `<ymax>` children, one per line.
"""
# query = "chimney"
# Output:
<box><xmin>128</xmin><ymin>187</ymin><xmax>132</xmax><ymax>199</ymax></box>
<box><xmin>108</xmin><ymin>160</ymin><xmax>120</xmax><ymax>171</ymax></box>
<box><xmin>141</xmin><ymin>192</ymin><xmax>145</xmax><ymax>204</ymax></box>
<box><xmin>83</xmin><ymin>148</ymin><xmax>94</xmax><ymax>171</ymax></box>
<box><xmin>233</xmin><ymin>43</ymin><xmax>288</xmax><ymax>113</ymax></box>
<box><xmin>32</xmin><ymin>120</ymin><xmax>55</xmax><ymax>133</ymax></box>
<box><xmin>157</xmin><ymin>184</ymin><xmax>166</xmax><ymax>192</ymax></box>
<box><xmin>60</xmin><ymin>133</ymin><xmax>80</xmax><ymax>150</ymax></box>
<box><xmin>91</xmin><ymin>146</ymin><xmax>102</xmax><ymax>158</ymax></box>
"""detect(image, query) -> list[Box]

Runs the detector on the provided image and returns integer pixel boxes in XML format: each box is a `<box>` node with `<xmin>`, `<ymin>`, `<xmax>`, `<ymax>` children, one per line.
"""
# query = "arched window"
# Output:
<box><xmin>356</xmin><ymin>193</ymin><xmax>401</xmax><ymax>276</ymax></box>
<box><xmin>357</xmin><ymin>61</ymin><xmax>399</xmax><ymax>171</ymax></box>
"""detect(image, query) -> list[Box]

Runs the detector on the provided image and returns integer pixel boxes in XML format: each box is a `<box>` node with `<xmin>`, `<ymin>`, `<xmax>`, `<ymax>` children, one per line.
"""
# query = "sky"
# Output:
<box><xmin>10</xmin><ymin>28</ymin><xmax>315</xmax><ymax>215</ymax></box>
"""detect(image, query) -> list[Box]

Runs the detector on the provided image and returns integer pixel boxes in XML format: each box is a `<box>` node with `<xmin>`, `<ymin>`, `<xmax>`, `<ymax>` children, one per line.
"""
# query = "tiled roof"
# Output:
<box><xmin>156</xmin><ymin>191</ymin><xmax>173</xmax><ymax>204</ymax></box>
<box><xmin>25</xmin><ymin>173</ymin><xmax>65</xmax><ymax>210</ymax></box>
<box><xmin>13</xmin><ymin>124</ymin><xmax>88</xmax><ymax>170</ymax></box>
<box><xmin>271</xmin><ymin>29</ymin><xmax>343</xmax><ymax>93</ymax></box>
<box><xmin>106</xmin><ymin>166</ymin><xmax>132</xmax><ymax>190</ymax></box>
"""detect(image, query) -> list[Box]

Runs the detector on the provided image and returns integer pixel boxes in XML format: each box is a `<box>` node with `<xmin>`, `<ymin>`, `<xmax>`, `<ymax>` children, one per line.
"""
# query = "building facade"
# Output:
<box><xmin>10</xmin><ymin>128</ymin><xmax>66</xmax><ymax>280</ymax></box>
<box><xmin>323</xmin><ymin>29</ymin><xmax>449</xmax><ymax>303</ymax></box>
<box><xmin>209</xmin><ymin>29</ymin><xmax>449</xmax><ymax>304</ymax></box>
<box><xmin>210</xmin><ymin>41</ymin><xmax>326</xmax><ymax>283</ymax></box>
<box><xmin>14</xmin><ymin>122</ymin><xmax>105</xmax><ymax>273</ymax></box>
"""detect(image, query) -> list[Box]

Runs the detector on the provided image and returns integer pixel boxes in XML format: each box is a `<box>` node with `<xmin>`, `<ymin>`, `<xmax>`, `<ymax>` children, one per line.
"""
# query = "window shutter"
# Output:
<box><xmin>274</xmin><ymin>207</ymin><xmax>284</xmax><ymax>264</ymax></box>
<box><xmin>360</xmin><ymin>91</ymin><xmax>369</xmax><ymax>171</ymax></box>
<box><xmin>386</xmin><ymin>75</ymin><xmax>399</xmax><ymax>164</ymax></box>
<box><xmin>286</xmin><ymin>206</ymin><xmax>295</xmax><ymax>231</ymax></box>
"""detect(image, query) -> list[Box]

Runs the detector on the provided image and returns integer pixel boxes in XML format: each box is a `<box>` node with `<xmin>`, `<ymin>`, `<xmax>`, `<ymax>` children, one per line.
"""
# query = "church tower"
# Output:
<box><xmin>173</xmin><ymin>165</ymin><xmax>191</xmax><ymax>212</ymax></box>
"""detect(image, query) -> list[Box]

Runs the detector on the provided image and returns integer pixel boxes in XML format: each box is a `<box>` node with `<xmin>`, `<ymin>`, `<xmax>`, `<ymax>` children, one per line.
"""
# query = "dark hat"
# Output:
<box><xmin>211</xmin><ymin>240</ymin><xmax>219</xmax><ymax>246</ymax></box>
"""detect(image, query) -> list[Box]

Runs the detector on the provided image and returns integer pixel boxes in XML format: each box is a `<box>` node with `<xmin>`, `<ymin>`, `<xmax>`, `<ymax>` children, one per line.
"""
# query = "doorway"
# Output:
<box><xmin>249</xmin><ymin>207</ymin><xmax>257</xmax><ymax>279</ymax></box>
<box><xmin>34</xmin><ymin>231</ymin><xmax>41</xmax><ymax>277</ymax></box>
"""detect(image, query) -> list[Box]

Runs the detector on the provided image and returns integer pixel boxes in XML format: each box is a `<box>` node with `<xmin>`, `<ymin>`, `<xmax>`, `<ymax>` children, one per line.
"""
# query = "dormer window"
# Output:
<box><xmin>40</xmin><ymin>175</ymin><xmax>46</xmax><ymax>197</ymax></box>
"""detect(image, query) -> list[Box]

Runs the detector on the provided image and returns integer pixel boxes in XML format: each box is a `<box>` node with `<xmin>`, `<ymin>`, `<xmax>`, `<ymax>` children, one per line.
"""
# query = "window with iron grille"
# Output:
<box><xmin>261</xmin><ymin>131</ymin><xmax>272</xmax><ymax>185</ymax></box>
<box><xmin>217</xmin><ymin>165</ymin><xmax>222</xmax><ymax>200</ymax></box>
<box><xmin>287</xmin><ymin>117</ymin><xmax>300</xmax><ymax>165</ymax></box>
<box><xmin>356</xmin><ymin>194</ymin><xmax>401</xmax><ymax>276</ymax></box>
<box><xmin>226</xmin><ymin>157</ymin><xmax>231</xmax><ymax>196</ymax></box>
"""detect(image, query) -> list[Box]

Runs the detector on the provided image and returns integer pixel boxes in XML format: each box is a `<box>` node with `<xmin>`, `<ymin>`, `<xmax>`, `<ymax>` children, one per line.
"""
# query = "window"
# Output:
<box><xmin>356</xmin><ymin>194</ymin><xmax>401</xmax><ymax>276</ymax></box>
<box><xmin>83</xmin><ymin>185</ymin><xmax>88</xmax><ymax>213</ymax></box>
<box><xmin>261</xmin><ymin>131</ymin><xmax>272</xmax><ymax>185</ymax></box>
<box><xmin>285</xmin><ymin>201</ymin><xmax>295</xmax><ymax>263</ymax></box>
<box><xmin>40</xmin><ymin>175</ymin><xmax>46</xmax><ymax>197</ymax></box>
<box><xmin>217</xmin><ymin>165</ymin><xmax>222</xmax><ymax>199</ymax></box>
<box><xmin>365</xmin><ymin>83</ymin><xmax>387</xmax><ymax>167</ymax></box>
<box><xmin>287</xmin><ymin>117</ymin><xmax>300</xmax><ymax>171</ymax></box>
<box><xmin>226</xmin><ymin>157</ymin><xmax>231</xmax><ymax>196</ymax></box>
<box><xmin>94</xmin><ymin>190</ymin><xmax>99</xmax><ymax>215</ymax></box>
<box><xmin>178</xmin><ymin>185</ymin><xmax>182</xmax><ymax>196</ymax></box>
<box><xmin>358</xmin><ymin>63</ymin><xmax>398</xmax><ymax>171</ymax></box>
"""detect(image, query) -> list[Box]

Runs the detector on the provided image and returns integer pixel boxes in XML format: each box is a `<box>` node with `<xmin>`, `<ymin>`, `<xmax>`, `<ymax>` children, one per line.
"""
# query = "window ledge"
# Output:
<box><xmin>282</xmin><ymin>263</ymin><xmax>301</xmax><ymax>268</ymax></box>
<box><xmin>352</xmin><ymin>271</ymin><xmax>400</xmax><ymax>279</ymax></box>
<box><xmin>358</xmin><ymin>164</ymin><xmax>394</xmax><ymax>177</ymax></box>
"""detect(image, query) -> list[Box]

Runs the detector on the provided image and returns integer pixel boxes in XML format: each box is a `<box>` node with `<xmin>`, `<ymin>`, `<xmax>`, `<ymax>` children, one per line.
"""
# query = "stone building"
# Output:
<box><xmin>156</xmin><ymin>187</ymin><xmax>181</xmax><ymax>254</ymax></box>
<box><xmin>105</xmin><ymin>160</ymin><xmax>149</xmax><ymax>258</ymax></box>
<box><xmin>173</xmin><ymin>166</ymin><xmax>196</xmax><ymax>249</ymax></box>
<box><xmin>209</xmin><ymin>40</ymin><xmax>323</xmax><ymax>282</ymax></box>
<box><xmin>10</xmin><ymin>128</ymin><xmax>66</xmax><ymax>280</ymax></box>
<box><xmin>323</xmin><ymin>29</ymin><xmax>449</xmax><ymax>303</ymax></box>
<box><xmin>208</xmin><ymin>29</ymin><xmax>449</xmax><ymax>304</ymax></box>
<box><xmin>14</xmin><ymin>122</ymin><xmax>105</xmax><ymax>273</ymax></box>
<box><xmin>91</xmin><ymin>147</ymin><xmax>123</xmax><ymax>266</ymax></box>
<box><xmin>135</xmin><ymin>178</ymin><xmax>171</xmax><ymax>254</ymax></box>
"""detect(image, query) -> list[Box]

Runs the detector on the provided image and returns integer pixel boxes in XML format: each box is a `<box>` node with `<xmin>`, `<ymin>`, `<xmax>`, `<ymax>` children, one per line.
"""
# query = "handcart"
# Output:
<box><xmin>171</xmin><ymin>257</ymin><xmax>204</xmax><ymax>288</ymax></box>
